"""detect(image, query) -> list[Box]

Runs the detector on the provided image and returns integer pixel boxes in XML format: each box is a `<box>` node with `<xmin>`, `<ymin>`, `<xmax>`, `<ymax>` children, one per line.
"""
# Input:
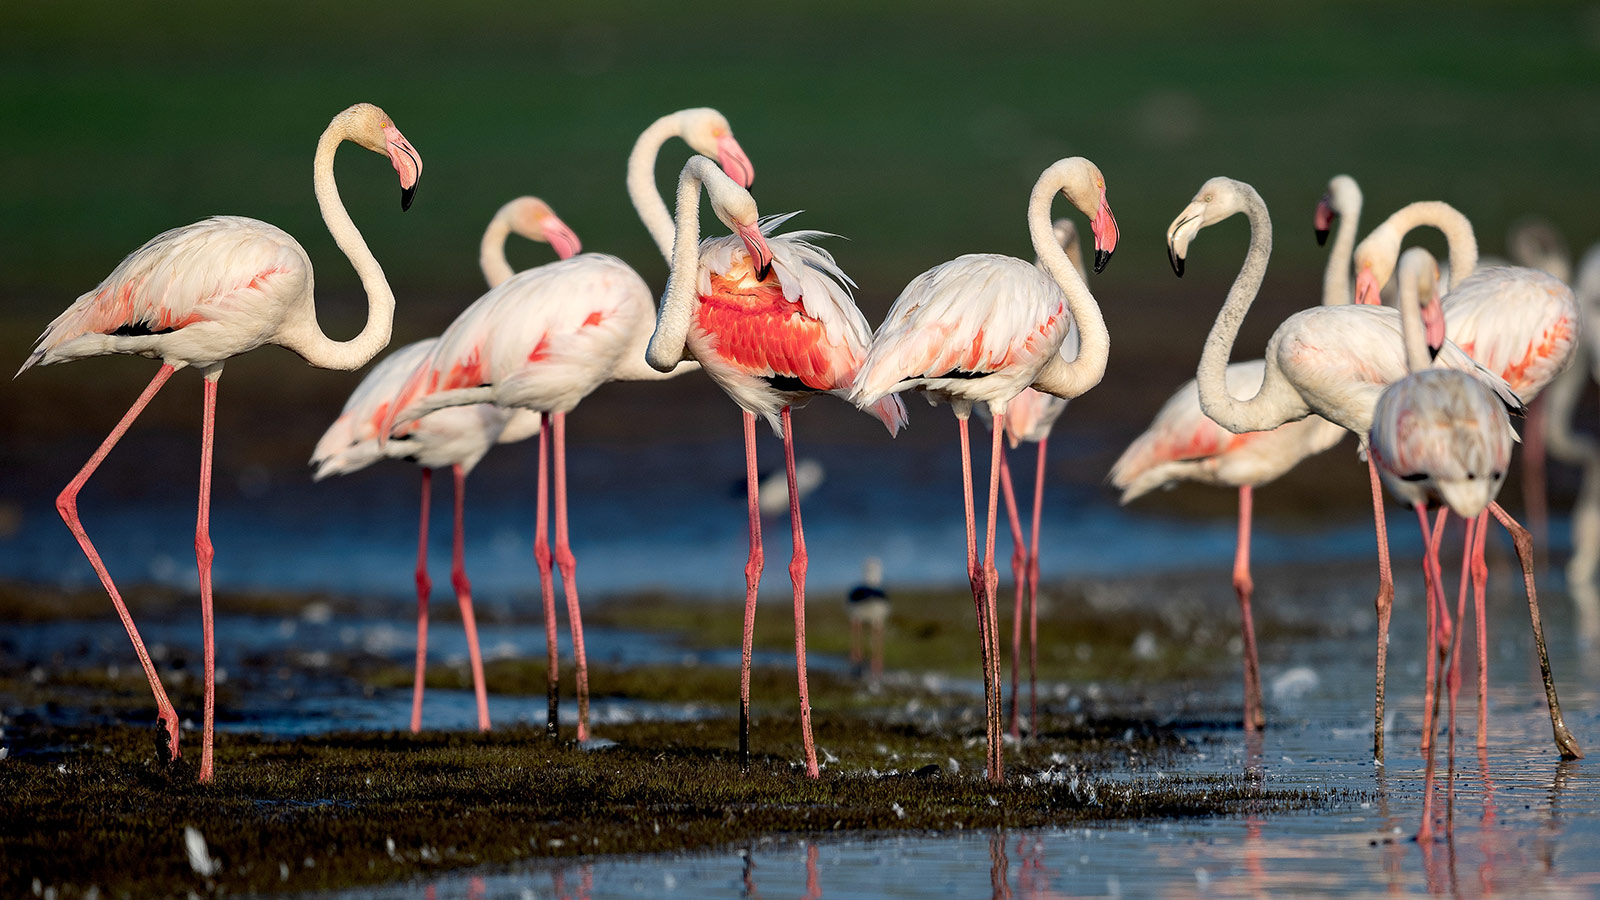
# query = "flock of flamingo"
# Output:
<box><xmin>19</xmin><ymin>102</ymin><xmax>1596</xmax><ymax>811</ymax></box>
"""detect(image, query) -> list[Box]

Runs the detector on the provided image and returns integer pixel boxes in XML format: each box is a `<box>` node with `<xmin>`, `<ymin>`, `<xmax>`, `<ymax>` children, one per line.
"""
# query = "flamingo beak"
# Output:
<box><xmin>383</xmin><ymin>125</ymin><xmax>423</xmax><ymax>212</ymax></box>
<box><xmin>1355</xmin><ymin>266</ymin><xmax>1382</xmax><ymax>306</ymax></box>
<box><xmin>1090</xmin><ymin>186</ymin><xmax>1118</xmax><ymax>274</ymax></box>
<box><xmin>1314</xmin><ymin>194</ymin><xmax>1335</xmax><ymax>246</ymax></box>
<box><xmin>717</xmin><ymin>134</ymin><xmax>755</xmax><ymax>189</ymax></box>
<box><xmin>736</xmin><ymin>220</ymin><xmax>773</xmax><ymax>281</ymax></box>
<box><xmin>1165</xmin><ymin>203</ymin><xmax>1205</xmax><ymax>278</ymax></box>
<box><xmin>542</xmin><ymin>214</ymin><xmax>583</xmax><ymax>260</ymax></box>
<box><xmin>1422</xmin><ymin>293</ymin><xmax>1447</xmax><ymax>360</ymax></box>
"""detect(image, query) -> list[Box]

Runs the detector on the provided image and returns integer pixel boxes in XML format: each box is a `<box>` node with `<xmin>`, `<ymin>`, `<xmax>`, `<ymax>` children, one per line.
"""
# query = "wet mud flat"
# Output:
<box><xmin>0</xmin><ymin>564</ymin><xmax>1365</xmax><ymax>898</ymax></box>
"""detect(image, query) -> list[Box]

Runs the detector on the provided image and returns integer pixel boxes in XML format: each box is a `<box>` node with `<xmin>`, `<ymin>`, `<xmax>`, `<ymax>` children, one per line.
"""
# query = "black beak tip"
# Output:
<box><xmin>1093</xmin><ymin>249</ymin><xmax>1112</xmax><ymax>275</ymax></box>
<box><xmin>756</xmin><ymin>262</ymin><xmax>773</xmax><ymax>281</ymax></box>
<box><xmin>1168</xmin><ymin>248</ymin><xmax>1185</xmax><ymax>278</ymax></box>
<box><xmin>1315</xmin><ymin>228</ymin><xmax>1330</xmax><ymax>247</ymax></box>
<box><xmin>401</xmin><ymin>184</ymin><xmax>417</xmax><ymax>212</ymax></box>
<box><xmin>1428</xmin><ymin>343</ymin><xmax>1441</xmax><ymax>362</ymax></box>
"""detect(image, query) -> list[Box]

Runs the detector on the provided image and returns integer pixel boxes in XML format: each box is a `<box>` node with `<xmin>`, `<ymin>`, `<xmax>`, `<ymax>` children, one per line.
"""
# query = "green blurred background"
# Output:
<box><xmin>2</xmin><ymin>0</ymin><xmax>1598</xmax><ymax>512</ymax></box>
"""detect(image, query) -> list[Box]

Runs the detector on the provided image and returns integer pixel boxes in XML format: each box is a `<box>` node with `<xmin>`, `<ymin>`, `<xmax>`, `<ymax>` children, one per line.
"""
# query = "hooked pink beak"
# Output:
<box><xmin>542</xmin><ymin>214</ymin><xmax>582</xmax><ymax>260</ymax></box>
<box><xmin>1090</xmin><ymin>186</ymin><xmax>1118</xmax><ymax>274</ymax></box>
<box><xmin>735</xmin><ymin>221</ymin><xmax>773</xmax><ymax>281</ymax></box>
<box><xmin>383</xmin><ymin>124</ymin><xmax>423</xmax><ymax>211</ymax></box>
<box><xmin>716</xmin><ymin>134</ymin><xmax>755</xmax><ymax>189</ymax></box>
<box><xmin>1314</xmin><ymin>194</ymin><xmax>1335</xmax><ymax>246</ymax></box>
<box><xmin>1422</xmin><ymin>293</ymin><xmax>1446</xmax><ymax>359</ymax></box>
<box><xmin>1355</xmin><ymin>266</ymin><xmax>1382</xmax><ymax>305</ymax></box>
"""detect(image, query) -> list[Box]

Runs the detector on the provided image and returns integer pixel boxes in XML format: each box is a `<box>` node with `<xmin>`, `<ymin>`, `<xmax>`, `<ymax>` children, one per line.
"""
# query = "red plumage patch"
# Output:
<box><xmin>696</xmin><ymin>272</ymin><xmax>839</xmax><ymax>390</ymax></box>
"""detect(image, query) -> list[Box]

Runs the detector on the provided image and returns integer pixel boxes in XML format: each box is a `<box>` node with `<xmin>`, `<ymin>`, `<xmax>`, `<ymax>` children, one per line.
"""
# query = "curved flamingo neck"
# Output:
<box><xmin>1396</xmin><ymin>268</ymin><xmax>1431</xmax><ymax>374</ymax></box>
<box><xmin>1323</xmin><ymin>184</ymin><xmax>1363</xmax><ymax>306</ymax></box>
<box><xmin>1388</xmin><ymin>201</ymin><xmax>1479</xmax><ymax>290</ymax></box>
<box><xmin>628</xmin><ymin>112</ymin><xmax>689</xmax><ymax>263</ymax></box>
<box><xmin>479</xmin><ymin>205</ymin><xmax>516</xmax><ymax>288</ymax></box>
<box><xmin>280</xmin><ymin>117</ymin><xmax>397</xmax><ymax>371</ymax></box>
<box><xmin>645</xmin><ymin>156</ymin><xmax>720</xmax><ymax>372</ymax></box>
<box><xmin>1195</xmin><ymin>186</ymin><xmax>1308</xmax><ymax>433</ymax></box>
<box><xmin>1027</xmin><ymin>171</ymin><xmax>1107</xmax><ymax>401</ymax></box>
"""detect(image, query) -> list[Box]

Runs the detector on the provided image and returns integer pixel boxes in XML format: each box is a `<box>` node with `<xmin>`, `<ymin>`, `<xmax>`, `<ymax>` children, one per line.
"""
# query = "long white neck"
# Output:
<box><xmin>645</xmin><ymin>157</ymin><xmax>715</xmax><ymax>372</ymax></box>
<box><xmin>613</xmin><ymin>311</ymin><xmax>702</xmax><ymax>381</ymax></box>
<box><xmin>1195</xmin><ymin>187</ymin><xmax>1311</xmax><ymax>433</ymax></box>
<box><xmin>478</xmin><ymin>206</ymin><xmax>515</xmax><ymax>288</ymax></box>
<box><xmin>1323</xmin><ymin>188</ymin><xmax>1363</xmax><ymax>306</ymax></box>
<box><xmin>278</xmin><ymin>119</ymin><xmax>397</xmax><ymax>371</ymax></box>
<box><xmin>1392</xmin><ymin>202</ymin><xmax>1479</xmax><ymax>290</ymax></box>
<box><xmin>1397</xmin><ymin>272</ymin><xmax>1430</xmax><ymax>373</ymax></box>
<box><xmin>628</xmin><ymin>112</ymin><xmax>687</xmax><ymax>262</ymax></box>
<box><xmin>1027</xmin><ymin>175</ymin><xmax>1107</xmax><ymax>400</ymax></box>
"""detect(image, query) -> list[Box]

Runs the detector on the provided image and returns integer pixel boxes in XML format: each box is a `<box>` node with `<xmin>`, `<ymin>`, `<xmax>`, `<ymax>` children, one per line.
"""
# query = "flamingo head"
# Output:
<box><xmin>504</xmin><ymin>196</ymin><xmax>582</xmax><ymax>260</ymax></box>
<box><xmin>341</xmin><ymin>103</ymin><xmax>424</xmax><ymax>211</ymax></box>
<box><xmin>681</xmin><ymin>108</ymin><xmax>755</xmax><ymax>189</ymax></box>
<box><xmin>1165</xmin><ymin>176</ymin><xmax>1251</xmax><ymax>278</ymax></box>
<box><xmin>1352</xmin><ymin>227</ymin><xmax>1401</xmax><ymax>305</ymax></box>
<box><xmin>1314</xmin><ymin>192</ymin><xmax>1335</xmax><ymax>246</ymax></box>
<box><xmin>1399</xmin><ymin>246</ymin><xmax>1446</xmax><ymax>357</ymax></box>
<box><xmin>701</xmin><ymin>157</ymin><xmax>772</xmax><ymax>280</ymax></box>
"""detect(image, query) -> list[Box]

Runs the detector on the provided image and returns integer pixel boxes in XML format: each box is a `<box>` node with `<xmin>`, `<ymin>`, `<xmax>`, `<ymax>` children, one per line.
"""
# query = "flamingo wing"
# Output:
<box><xmin>22</xmin><ymin>216</ymin><xmax>306</xmax><ymax>371</ymax></box>
<box><xmin>1443</xmin><ymin>266</ymin><xmax>1578</xmax><ymax>397</ymax></box>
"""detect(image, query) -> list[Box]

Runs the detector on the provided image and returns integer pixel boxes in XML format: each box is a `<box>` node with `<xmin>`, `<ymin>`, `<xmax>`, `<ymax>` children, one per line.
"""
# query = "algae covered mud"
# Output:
<box><xmin>2</xmin><ymin>561</ymin><xmax>1599</xmax><ymax>898</ymax></box>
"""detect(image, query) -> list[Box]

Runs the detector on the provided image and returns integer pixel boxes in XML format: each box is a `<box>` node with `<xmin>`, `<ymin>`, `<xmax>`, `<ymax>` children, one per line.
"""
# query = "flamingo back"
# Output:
<box><xmin>851</xmin><ymin>254</ymin><xmax>1069</xmax><ymax>410</ymax></box>
<box><xmin>1442</xmin><ymin>266</ymin><xmax>1578</xmax><ymax>398</ymax></box>
<box><xmin>22</xmin><ymin>216</ymin><xmax>308</xmax><ymax>372</ymax></box>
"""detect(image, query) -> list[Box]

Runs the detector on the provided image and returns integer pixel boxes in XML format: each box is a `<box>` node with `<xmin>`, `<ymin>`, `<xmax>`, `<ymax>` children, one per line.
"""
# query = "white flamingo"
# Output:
<box><xmin>1168</xmin><ymin>176</ymin><xmax>1523</xmax><ymax>763</ymax></box>
<box><xmin>18</xmin><ymin>102</ymin><xmax>422</xmax><ymax>781</ymax></box>
<box><xmin>311</xmin><ymin>196</ymin><xmax>577</xmax><ymax>733</ymax></box>
<box><xmin>1110</xmin><ymin>174</ymin><xmax>1362</xmax><ymax>732</ymax></box>
<box><xmin>849</xmin><ymin>157</ymin><xmax>1118</xmax><ymax>783</ymax></box>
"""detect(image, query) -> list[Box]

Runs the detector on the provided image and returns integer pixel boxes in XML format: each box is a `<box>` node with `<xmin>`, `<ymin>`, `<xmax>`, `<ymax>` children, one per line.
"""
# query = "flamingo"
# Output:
<box><xmin>628</xmin><ymin>107</ymin><xmax>755</xmax><ymax>260</ymax></box>
<box><xmin>646</xmin><ymin>156</ymin><xmax>908</xmax><ymax>778</ymax></box>
<box><xmin>1355</xmin><ymin>204</ymin><xmax>1583</xmax><ymax>758</ymax></box>
<box><xmin>1506</xmin><ymin>217</ymin><xmax>1575</xmax><ymax>551</ymax></box>
<box><xmin>17</xmin><ymin>102</ymin><xmax>422</xmax><ymax>781</ymax></box>
<box><xmin>1165</xmin><ymin>177</ymin><xmax>1526</xmax><ymax>764</ymax></box>
<box><xmin>849</xmin><ymin>157</ymin><xmax>1118</xmax><ymax>783</ymax></box>
<box><xmin>1109</xmin><ymin>174</ymin><xmax>1362</xmax><ymax>733</ymax></box>
<box><xmin>310</xmin><ymin>196</ymin><xmax>579</xmax><ymax>733</ymax></box>
<box><xmin>1368</xmin><ymin>247</ymin><xmax>1519</xmax><ymax>839</ymax></box>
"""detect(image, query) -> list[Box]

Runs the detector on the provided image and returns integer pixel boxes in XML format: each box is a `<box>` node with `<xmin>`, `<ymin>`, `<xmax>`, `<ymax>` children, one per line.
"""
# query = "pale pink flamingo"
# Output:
<box><xmin>849</xmin><ymin>157</ymin><xmax>1119</xmax><ymax>783</ymax></box>
<box><xmin>378</xmin><ymin>110</ymin><xmax>750</xmax><ymax>743</ymax></box>
<box><xmin>1506</xmin><ymin>217</ymin><xmax>1575</xmax><ymax>551</ymax></box>
<box><xmin>1109</xmin><ymin>174</ymin><xmax>1362</xmax><ymax>733</ymax></box>
<box><xmin>1368</xmin><ymin>247</ymin><xmax>1519</xmax><ymax>840</ymax></box>
<box><xmin>310</xmin><ymin>196</ymin><xmax>578</xmax><ymax>733</ymax></box>
<box><xmin>1355</xmin><ymin>204</ymin><xmax>1583</xmax><ymax>759</ymax></box>
<box><xmin>646</xmin><ymin>156</ymin><xmax>908</xmax><ymax>778</ymax></box>
<box><xmin>1167</xmin><ymin>177</ymin><xmax>1525</xmax><ymax>764</ymax></box>
<box><xmin>17</xmin><ymin>102</ymin><xmax>422</xmax><ymax>781</ymax></box>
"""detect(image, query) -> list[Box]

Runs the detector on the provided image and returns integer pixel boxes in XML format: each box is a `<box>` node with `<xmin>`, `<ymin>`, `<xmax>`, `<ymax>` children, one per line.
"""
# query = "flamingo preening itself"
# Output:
<box><xmin>1109</xmin><ymin>174</ymin><xmax>1362</xmax><ymax>733</ymax></box>
<box><xmin>850</xmin><ymin>157</ymin><xmax>1118</xmax><ymax>783</ymax></box>
<box><xmin>18</xmin><ymin>102</ymin><xmax>423</xmax><ymax>781</ymax></box>
<box><xmin>647</xmin><ymin>155</ymin><xmax>908</xmax><ymax>778</ymax></box>
<box><xmin>310</xmin><ymin>196</ymin><xmax>578</xmax><ymax>733</ymax></box>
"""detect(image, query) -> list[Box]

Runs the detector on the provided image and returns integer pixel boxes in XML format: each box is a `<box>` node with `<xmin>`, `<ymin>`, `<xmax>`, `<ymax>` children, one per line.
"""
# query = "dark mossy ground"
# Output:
<box><xmin>0</xmin><ymin>710</ymin><xmax>1348</xmax><ymax>900</ymax></box>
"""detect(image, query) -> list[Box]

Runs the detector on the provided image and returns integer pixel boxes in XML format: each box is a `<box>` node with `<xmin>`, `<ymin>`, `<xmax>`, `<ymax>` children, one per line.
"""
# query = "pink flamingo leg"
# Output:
<box><xmin>551</xmin><ymin>411</ymin><xmax>591</xmax><ymax>742</ymax></box>
<box><xmin>1418</xmin><ymin>504</ymin><xmax>1444</xmax><ymax>753</ymax></box>
<box><xmin>451</xmin><ymin>464</ymin><xmax>490</xmax><ymax>732</ymax></box>
<box><xmin>982</xmin><ymin>413</ymin><xmax>1006</xmax><ymax>783</ymax></box>
<box><xmin>998</xmin><ymin>450</ymin><xmax>1026</xmax><ymax>738</ymax></box>
<box><xmin>1487</xmin><ymin>502</ymin><xmax>1583</xmax><ymax>758</ymax></box>
<box><xmin>1445</xmin><ymin>513</ymin><xmax>1474</xmax><ymax>769</ymax></box>
<box><xmin>1234</xmin><ymin>485</ymin><xmax>1265</xmax><ymax>732</ymax></box>
<box><xmin>958</xmin><ymin>416</ymin><xmax>995</xmax><ymax>779</ymax></box>
<box><xmin>55</xmin><ymin>363</ymin><xmax>181</xmax><ymax>762</ymax></box>
<box><xmin>1027</xmin><ymin>438</ymin><xmax>1046</xmax><ymax>730</ymax></box>
<box><xmin>534</xmin><ymin>413</ymin><xmax>560</xmax><ymax>739</ymax></box>
<box><xmin>1471</xmin><ymin>510</ymin><xmax>1489</xmax><ymax>749</ymax></box>
<box><xmin>1367</xmin><ymin>455</ymin><xmax>1396</xmax><ymax>762</ymax></box>
<box><xmin>781</xmin><ymin>406</ymin><xmax>820</xmax><ymax>778</ymax></box>
<box><xmin>739</xmin><ymin>411</ymin><xmax>763</xmax><ymax>772</ymax></box>
<box><xmin>195</xmin><ymin>370</ymin><xmax>220</xmax><ymax>782</ymax></box>
<box><xmin>411</xmin><ymin>469</ymin><xmax>433</xmax><ymax>733</ymax></box>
